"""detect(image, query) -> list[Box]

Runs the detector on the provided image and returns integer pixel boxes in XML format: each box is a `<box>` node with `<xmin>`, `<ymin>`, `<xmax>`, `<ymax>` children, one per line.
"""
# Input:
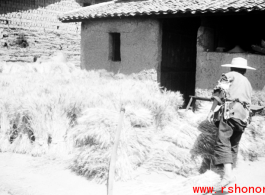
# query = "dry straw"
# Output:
<box><xmin>0</xmin><ymin>55</ymin><xmax>265</xmax><ymax>185</ymax></box>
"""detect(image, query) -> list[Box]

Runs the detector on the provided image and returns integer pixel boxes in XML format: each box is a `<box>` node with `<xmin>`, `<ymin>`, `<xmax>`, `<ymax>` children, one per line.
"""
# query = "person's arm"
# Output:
<box><xmin>207</xmin><ymin>73</ymin><xmax>230</xmax><ymax>123</ymax></box>
<box><xmin>207</xmin><ymin>99</ymin><xmax>218</xmax><ymax>123</ymax></box>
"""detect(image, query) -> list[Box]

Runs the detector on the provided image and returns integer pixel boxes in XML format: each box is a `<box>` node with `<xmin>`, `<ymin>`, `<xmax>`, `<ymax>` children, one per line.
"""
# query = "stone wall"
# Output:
<box><xmin>81</xmin><ymin>18</ymin><xmax>161</xmax><ymax>76</ymax></box>
<box><xmin>0</xmin><ymin>0</ymin><xmax>81</xmax><ymax>65</ymax></box>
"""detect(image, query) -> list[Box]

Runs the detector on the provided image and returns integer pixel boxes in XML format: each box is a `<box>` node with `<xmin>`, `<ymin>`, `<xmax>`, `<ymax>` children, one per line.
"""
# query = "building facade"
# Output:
<box><xmin>60</xmin><ymin>0</ymin><xmax>265</xmax><ymax>102</ymax></box>
<box><xmin>80</xmin><ymin>18</ymin><xmax>161</xmax><ymax>74</ymax></box>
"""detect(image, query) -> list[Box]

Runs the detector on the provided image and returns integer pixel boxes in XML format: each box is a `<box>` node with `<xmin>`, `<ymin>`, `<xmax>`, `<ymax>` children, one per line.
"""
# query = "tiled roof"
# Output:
<box><xmin>59</xmin><ymin>0</ymin><xmax>265</xmax><ymax>22</ymax></box>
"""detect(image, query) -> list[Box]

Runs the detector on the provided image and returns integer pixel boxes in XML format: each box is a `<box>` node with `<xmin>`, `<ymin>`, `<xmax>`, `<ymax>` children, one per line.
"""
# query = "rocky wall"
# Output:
<box><xmin>0</xmin><ymin>0</ymin><xmax>81</xmax><ymax>65</ymax></box>
<box><xmin>81</xmin><ymin>18</ymin><xmax>161</xmax><ymax>76</ymax></box>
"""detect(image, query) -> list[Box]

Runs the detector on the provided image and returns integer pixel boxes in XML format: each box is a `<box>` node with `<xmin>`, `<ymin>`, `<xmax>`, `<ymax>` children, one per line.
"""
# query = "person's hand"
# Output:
<box><xmin>207</xmin><ymin>110</ymin><xmax>214</xmax><ymax>123</ymax></box>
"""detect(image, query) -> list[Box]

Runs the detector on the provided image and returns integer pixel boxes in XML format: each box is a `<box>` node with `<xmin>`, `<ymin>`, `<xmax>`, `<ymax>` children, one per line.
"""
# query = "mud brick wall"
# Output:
<box><xmin>0</xmin><ymin>0</ymin><xmax>81</xmax><ymax>66</ymax></box>
<box><xmin>81</xmin><ymin>18</ymin><xmax>161</xmax><ymax>75</ymax></box>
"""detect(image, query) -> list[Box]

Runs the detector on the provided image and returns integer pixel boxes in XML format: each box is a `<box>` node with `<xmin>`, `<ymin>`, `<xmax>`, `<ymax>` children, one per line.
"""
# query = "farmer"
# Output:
<box><xmin>207</xmin><ymin>57</ymin><xmax>256</xmax><ymax>188</ymax></box>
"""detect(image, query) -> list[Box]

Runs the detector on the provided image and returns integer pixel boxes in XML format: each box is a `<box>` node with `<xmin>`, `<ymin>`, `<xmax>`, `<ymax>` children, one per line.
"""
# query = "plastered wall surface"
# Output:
<box><xmin>196</xmin><ymin>52</ymin><xmax>265</xmax><ymax>91</ymax></box>
<box><xmin>196</xmin><ymin>24</ymin><xmax>265</xmax><ymax>92</ymax></box>
<box><xmin>0</xmin><ymin>0</ymin><xmax>81</xmax><ymax>65</ymax></box>
<box><xmin>81</xmin><ymin>18</ymin><xmax>161</xmax><ymax>74</ymax></box>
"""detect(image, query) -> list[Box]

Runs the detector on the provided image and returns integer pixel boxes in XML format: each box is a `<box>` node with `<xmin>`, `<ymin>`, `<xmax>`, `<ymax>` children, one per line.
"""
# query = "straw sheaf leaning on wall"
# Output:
<box><xmin>0</xmin><ymin>55</ymin><xmax>265</xmax><ymax>190</ymax></box>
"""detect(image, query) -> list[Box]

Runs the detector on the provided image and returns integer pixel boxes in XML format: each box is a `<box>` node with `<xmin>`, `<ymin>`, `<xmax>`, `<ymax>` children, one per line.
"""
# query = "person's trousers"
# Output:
<box><xmin>213</xmin><ymin>117</ymin><xmax>245</xmax><ymax>166</ymax></box>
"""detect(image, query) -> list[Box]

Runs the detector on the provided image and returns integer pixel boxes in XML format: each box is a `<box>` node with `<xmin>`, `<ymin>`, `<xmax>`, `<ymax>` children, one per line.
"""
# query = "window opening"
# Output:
<box><xmin>109</xmin><ymin>33</ymin><xmax>121</xmax><ymax>61</ymax></box>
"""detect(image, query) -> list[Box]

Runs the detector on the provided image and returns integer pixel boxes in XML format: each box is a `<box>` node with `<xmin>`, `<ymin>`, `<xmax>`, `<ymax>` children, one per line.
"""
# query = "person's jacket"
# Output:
<box><xmin>212</xmin><ymin>71</ymin><xmax>252</xmax><ymax>124</ymax></box>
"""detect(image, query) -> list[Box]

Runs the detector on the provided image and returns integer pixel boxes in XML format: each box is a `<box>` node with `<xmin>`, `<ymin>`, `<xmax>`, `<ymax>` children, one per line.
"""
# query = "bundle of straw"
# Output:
<box><xmin>69</xmin><ymin>107</ymin><xmax>155</xmax><ymax>182</ymax></box>
<box><xmin>1</xmin><ymin>58</ymin><xmax>265</xmax><ymax>185</ymax></box>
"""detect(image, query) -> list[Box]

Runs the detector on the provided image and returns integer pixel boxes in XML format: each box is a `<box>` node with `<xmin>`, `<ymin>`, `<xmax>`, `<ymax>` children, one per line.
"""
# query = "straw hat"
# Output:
<box><xmin>221</xmin><ymin>57</ymin><xmax>256</xmax><ymax>70</ymax></box>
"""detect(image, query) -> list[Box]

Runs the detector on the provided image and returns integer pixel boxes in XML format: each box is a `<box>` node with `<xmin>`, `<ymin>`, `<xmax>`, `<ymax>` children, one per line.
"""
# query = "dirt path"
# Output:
<box><xmin>0</xmin><ymin>152</ymin><xmax>183</xmax><ymax>195</ymax></box>
<box><xmin>0</xmin><ymin>153</ymin><xmax>105</xmax><ymax>195</ymax></box>
<box><xmin>217</xmin><ymin>157</ymin><xmax>265</xmax><ymax>195</ymax></box>
<box><xmin>0</xmin><ymin>152</ymin><xmax>264</xmax><ymax>195</ymax></box>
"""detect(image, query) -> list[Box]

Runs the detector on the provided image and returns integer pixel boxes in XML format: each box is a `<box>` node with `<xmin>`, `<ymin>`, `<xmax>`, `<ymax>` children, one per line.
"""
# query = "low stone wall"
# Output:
<box><xmin>0</xmin><ymin>0</ymin><xmax>81</xmax><ymax>65</ymax></box>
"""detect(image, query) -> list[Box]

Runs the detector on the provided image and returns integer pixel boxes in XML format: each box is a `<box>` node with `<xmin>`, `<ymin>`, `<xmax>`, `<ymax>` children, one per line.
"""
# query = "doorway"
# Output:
<box><xmin>160</xmin><ymin>17</ymin><xmax>200</xmax><ymax>106</ymax></box>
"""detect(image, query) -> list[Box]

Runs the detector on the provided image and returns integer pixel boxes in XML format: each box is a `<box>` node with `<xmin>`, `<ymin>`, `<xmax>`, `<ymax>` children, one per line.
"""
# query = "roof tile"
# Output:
<box><xmin>59</xmin><ymin>0</ymin><xmax>265</xmax><ymax>22</ymax></box>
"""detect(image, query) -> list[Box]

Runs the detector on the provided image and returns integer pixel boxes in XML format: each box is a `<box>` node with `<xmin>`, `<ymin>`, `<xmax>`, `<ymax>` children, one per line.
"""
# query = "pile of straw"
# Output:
<box><xmin>67</xmin><ymin>81</ymin><xmax>185</xmax><ymax>182</ymax></box>
<box><xmin>0</xmin><ymin>55</ymin><xmax>265</xmax><ymax>184</ymax></box>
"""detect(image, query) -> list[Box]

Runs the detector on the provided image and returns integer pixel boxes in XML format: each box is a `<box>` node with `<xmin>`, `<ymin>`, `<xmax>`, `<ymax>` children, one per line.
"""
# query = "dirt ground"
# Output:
<box><xmin>0</xmin><ymin>152</ymin><xmax>264</xmax><ymax>195</ymax></box>
<box><xmin>213</xmin><ymin>157</ymin><xmax>265</xmax><ymax>195</ymax></box>
<box><xmin>219</xmin><ymin>157</ymin><xmax>265</xmax><ymax>195</ymax></box>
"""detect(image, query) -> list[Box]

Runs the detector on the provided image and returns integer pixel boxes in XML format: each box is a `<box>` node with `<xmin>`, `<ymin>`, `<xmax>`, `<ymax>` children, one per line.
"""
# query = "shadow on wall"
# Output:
<box><xmin>76</xmin><ymin>0</ymin><xmax>112</xmax><ymax>5</ymax></box>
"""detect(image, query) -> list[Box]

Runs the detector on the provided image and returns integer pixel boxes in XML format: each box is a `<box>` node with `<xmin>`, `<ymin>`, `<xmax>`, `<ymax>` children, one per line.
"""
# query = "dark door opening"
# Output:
<box><xmin>161</xmin><ymin>17</ymin><xmax>200</xmax><ymax>106</ymax></box>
